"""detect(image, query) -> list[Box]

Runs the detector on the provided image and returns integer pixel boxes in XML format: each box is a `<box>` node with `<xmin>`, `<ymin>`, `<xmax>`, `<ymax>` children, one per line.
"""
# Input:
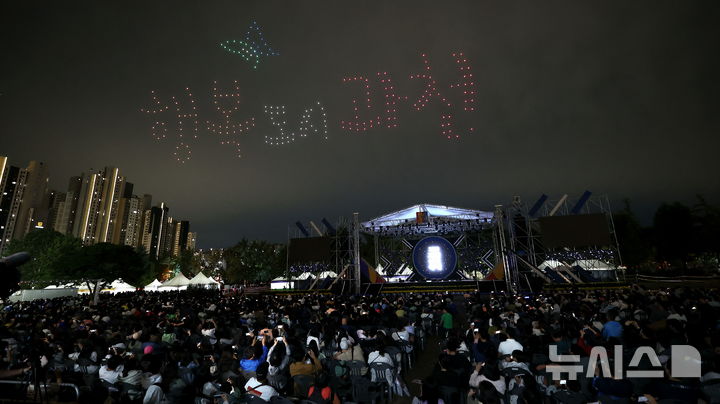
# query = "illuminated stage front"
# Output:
<box><xmin>412</xmin><ymin>236</ymin><xmax>458</xmax><ymax>280</ymax></box>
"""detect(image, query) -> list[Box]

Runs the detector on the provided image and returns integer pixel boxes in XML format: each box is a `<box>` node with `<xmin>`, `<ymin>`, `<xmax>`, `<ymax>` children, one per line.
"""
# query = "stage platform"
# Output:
<box><xmin>370</xmin><ymin>280</ymin><xmax>505</xmax><ymax>295</ymax></box>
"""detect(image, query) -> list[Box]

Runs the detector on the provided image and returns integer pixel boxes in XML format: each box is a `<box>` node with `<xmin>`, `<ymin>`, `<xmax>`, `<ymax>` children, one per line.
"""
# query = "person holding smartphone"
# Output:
<box><xmin>239</xmin><ymin>332</ymin><xmax>269</xmax><ymax>373</ymax></box>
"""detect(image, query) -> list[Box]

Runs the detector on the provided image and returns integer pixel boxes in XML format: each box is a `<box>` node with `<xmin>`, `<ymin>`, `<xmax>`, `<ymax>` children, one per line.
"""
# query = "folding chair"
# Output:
<box><xmin>350</xmin><ymin>375</ymin><xmax>384</xmax><ymax>403</ymax></box>
<box><xmin>369</xmin><ymin>362</ymin><xmax>395</xmax><ymax>403</ymax></box>
<box><xmin>345</xmin><ymin>360</ymin><xmax>366</xmax><ymax>377</ymax></box>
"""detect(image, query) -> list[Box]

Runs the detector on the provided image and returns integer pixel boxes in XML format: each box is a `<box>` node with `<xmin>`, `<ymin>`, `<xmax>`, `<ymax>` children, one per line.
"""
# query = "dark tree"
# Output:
<box><xmin>222</xmin><ymin>239</ymin><xmax>284</xmax><ymax>283</ymax></box>
<box><xmin>691</xmin><ymin>195</ymin><xmax>720</xmax><ymax>270</ymax></box>
<box><xmin>5</xmin><ymin>229</ymin><xmax>82</xmax><ymax>282</ymax></box>
<box><xmin>653</xmin><ymin>202</ymin><xmax>694</xmax><ymax>269</ymax></box>
<box><xmin>62</xmin><ymin>243</ymin><xmax>149</xmax><ymax>302</ymax></box>
<box><xmin>613</xmin><ymin>200</ymin><xmax>651</xmax><ymax>269</ymax></box>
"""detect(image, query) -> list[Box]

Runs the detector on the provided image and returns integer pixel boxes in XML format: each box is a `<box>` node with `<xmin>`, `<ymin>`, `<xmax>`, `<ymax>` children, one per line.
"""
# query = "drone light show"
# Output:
<box><xmin>142</xmin><ymin>35</ymin><xmax>479</xmax><ymax>162</ymax></box>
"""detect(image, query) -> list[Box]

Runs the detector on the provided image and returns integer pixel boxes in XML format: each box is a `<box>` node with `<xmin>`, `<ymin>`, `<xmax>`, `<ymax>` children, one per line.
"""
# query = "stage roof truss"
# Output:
<box><xmin>362</xmin><ymin>203</ymin><xmax>494</xmax><ymax>235</ymax></box>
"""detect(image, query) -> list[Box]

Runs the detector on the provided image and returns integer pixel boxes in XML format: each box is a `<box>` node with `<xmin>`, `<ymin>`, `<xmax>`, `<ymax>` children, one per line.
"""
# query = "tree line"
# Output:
<box><xmin>614</xmin><ymin>196</ymin><xmax>720</xmax><ymax>273</ymax></box>
<box><xmin>4</xmin><ymin>230</ymin><xmax>287</xmax><ymax>287</ymax></box>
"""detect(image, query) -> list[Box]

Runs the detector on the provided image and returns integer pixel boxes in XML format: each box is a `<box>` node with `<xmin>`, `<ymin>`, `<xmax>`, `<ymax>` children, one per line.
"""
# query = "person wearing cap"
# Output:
<box><xmin>244</xmin><ymin>362</ymin><xmax>279</xmax><ymax>402</ymax></box>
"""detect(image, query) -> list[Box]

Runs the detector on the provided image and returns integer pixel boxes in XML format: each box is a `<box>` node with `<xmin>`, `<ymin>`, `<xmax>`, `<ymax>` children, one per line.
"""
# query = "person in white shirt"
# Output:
<box><xmin>99</xmin><ymin>356</ymin><xmax>123</xmax><ymax>385</ymax></box>
<box><xmin>143</xmin><ymin>384</ymin><xmax>165</xmax><ymax>404</ymax></box>
<box><xmin>392</xmin><ymin>329</ymin><xmax>414</xmax><ymax>353</ymax></box>
<box><xmin>497</xmin><ymin>329</ymin><xmax>523</xmax><ymax>357</ymax></box>
<box><xmin>367</xmin><ymin>342</ymin><xmax>395</xmax><ymax>384</ymax></box>
<box><xmin>469</xmin><ymin>363</ymin><xmax>506</xmax><ymax>395</ymax></box>
<box><xmin>244</xmin><ymin>362</ymin><xmax>279</xmax><ymax>402</ymax></box>
<box><xmin>142</xmin><ymin>373</ymin><xmax>164</xmax><ymax>404</ymax></box>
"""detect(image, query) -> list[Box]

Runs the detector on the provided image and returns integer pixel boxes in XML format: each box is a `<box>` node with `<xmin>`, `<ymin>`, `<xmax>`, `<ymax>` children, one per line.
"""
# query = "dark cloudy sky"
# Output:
<box><xmin>1</xmin><ymin>1</ymin><xmax>719</xmax><ymax>248</ymax></box>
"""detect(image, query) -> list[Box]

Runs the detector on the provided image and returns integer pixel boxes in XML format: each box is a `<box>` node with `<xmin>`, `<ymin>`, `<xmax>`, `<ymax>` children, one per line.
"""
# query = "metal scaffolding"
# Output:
<box><xmin>501</xmin><ymin>193</ymin><xmax>624</xmax><ymax>286</ymax></box>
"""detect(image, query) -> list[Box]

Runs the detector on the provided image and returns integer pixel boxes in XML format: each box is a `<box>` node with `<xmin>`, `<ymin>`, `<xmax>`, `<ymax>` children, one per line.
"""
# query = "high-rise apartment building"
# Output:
<box><xmin>48</xmin><ymin>191</ymin><xmax>66</xmax><ymax>231</ymax></box>
<box><xmin>164</xmin><ymin>217</ymin><xmax>176</xmax><ymax>257</ymax></box>
<box><xmin>187</xmin><ymin>232</ymin><xmax>197</xmax><ymax>251</ymax></box>
<box><xmin>72</xmin><ymin>171</ymin><xmax>103</xmax><ymax>243</ymax></box>
<box><xmin>12</xmin><ymin>161</ymin><xmax>50</xmax><ymax>240</ymax></box>
<box><xmin>49</xmin><ymin>176</ymin><xmax>83</xmax><ymax>235</ymax></box>
<box><xmin>0</xmin><ymin>157</ymin><xmax>23</xmax><ymax>253</ymax></box>
<box><xmin>0</xmin><ymin>158</ymin><xmax>51</xmax><ymax>253</ymax></box>
<box><xmin>120</xmin><ymin>196</ymin><xmax>145</xmax><ymax>248</ymax></box>
<box><xmin>172</xmin><ymin>220</ymin><xmax>190</xmax><ymax>256</ymax></box>
<box><xmin>96</xmin><ymin>167</ymin><xmax>124</xmax><ymax>244</ymax></box>
<box><xmin>111</xmin><ymin>182</ymin><xmax>133</xmax><ymax>245</ymax></box>
<box><xmin>2</xmin><ymin>157</ymin><xmax>195</xmax><ymax>256</ymax></box>
<box><xmin>72</xmin><ymin>167</ymin><xmax>125</xmax><ymax>245</ymax></box>
<box><xmin>140</xmin><ymin>202</ymin><xmax>169</xmax><ymax>259</ymax></box>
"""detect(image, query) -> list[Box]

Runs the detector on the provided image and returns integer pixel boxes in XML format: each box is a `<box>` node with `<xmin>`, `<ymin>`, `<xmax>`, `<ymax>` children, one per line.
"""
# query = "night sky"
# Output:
<box><xmin>1</xmin><ymin>1</ymin><xmax>719</xmax><ymax>248</ymax></box>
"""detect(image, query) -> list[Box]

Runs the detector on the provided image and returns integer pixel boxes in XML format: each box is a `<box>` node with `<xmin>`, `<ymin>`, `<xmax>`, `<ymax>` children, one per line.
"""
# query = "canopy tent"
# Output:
<box><xmin>315</xmin><ymin>271</ymin><xmax>337</xmax><ymax>278</ymax></box>
<box><xmin>109</xmin><ymin>279</ymin><xmax>136</xmax><ymax>294</ymax></box>
<box><xmin>296</xmin><ymin>272</ymin><xmax>315</xmax><ymax>280</ymax></box>
<box><xmin>77</xmin><ymin>282</ymin><xmax>100</xmax><ymax>294</ymax></box>
<box><xmin>271</xmin><ymin>275</ymin><xmax>296</xmax><ymax>290</ymax></box>
<box><xmin>144</xmin><ymin>279</ymin><xmax>163</xmax><ymax>291</ymax></box>
<box><xmin>159</xmin><ymin>273</ymin><xmax>191</xmax><ymax>291</ymax></box>
<box><xmin>188</xmin><ymin>272</ymin><xmax>221</xmax><ymax>289</ymax></box>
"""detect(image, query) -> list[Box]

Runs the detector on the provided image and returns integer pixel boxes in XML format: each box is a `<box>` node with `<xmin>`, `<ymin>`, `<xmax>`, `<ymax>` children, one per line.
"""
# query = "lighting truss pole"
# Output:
<box><xmin>494</xmin><ymin>205</ymin><xmax>516</xmax><ymax>294</ymax></box>
<box><xmin>353</xmin><ymin>212</ymin><xmax>361</xmax><ymax>295</ymax></box>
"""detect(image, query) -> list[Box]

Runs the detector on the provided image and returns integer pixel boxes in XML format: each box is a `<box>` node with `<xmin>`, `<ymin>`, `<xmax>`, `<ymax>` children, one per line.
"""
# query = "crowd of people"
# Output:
<box><xmin>0</xmin><ymin>284</ymin><xmax>718</xmax><ymax>403</ymax></box>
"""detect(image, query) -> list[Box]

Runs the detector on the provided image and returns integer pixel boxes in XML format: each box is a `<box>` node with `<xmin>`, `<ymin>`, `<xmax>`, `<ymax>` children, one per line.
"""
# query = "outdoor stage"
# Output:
<box><xmin>283</xmin><ymin>195</ymin><xmax>624</xmax><ymax>295</ymax></box>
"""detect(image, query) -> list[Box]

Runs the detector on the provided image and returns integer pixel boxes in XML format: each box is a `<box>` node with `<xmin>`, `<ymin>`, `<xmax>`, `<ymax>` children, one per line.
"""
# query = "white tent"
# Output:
<box><xmin>188</xmin><ymin>272</ymin><xmax>220</xmax><ymax>289</ymax></box>
<box><xmin>10</xmin><ymin>288</ymin><xmax>78</xmax><ymax>302</ymax></box>
<box><xmin>296</xmin><ymin>272</ymin><xmax>315</xmax><ymax>280</ymax></box>
<box><xmin>144</xmin><ymin>279</ymin><xmax>163</xmax><ymax>291</ymax></box>
<box><xmin>109</xmin><ymin>279</ymin><xmax>136</xmax><ymax>294</ymax></box>
<box><xmin>77</xmin><ymin>282</ymin><xmax>103</xmax><ymax>294</ymax></box>
<box><xmin>271</xmin><ymin>275</ymin><xmax>296</xmax><ymax>290</ymax></box>
<box><xmin>159</xmin><ymin>273</ymin><xmax>191</xmax><ymax>291</ymax></box>
<box><xmin>316</xmin><ymin>271</ymin><xmax>337</xmax><ymax>278</ymax></box>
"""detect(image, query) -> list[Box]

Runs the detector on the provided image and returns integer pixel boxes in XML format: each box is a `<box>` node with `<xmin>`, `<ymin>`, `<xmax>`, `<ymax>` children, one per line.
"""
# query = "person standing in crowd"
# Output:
<box><xmin>440</xmin><ymin>307</ymin><xmax>453</xmax><ymax>338</ymax></box>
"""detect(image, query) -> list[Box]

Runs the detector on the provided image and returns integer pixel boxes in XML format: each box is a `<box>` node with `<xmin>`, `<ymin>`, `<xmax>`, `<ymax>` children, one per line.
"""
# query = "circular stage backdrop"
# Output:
<box><xmin>412</xmin><ymin>236</ymin><xmax>458</xmax><ymax>280</ymax></box>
